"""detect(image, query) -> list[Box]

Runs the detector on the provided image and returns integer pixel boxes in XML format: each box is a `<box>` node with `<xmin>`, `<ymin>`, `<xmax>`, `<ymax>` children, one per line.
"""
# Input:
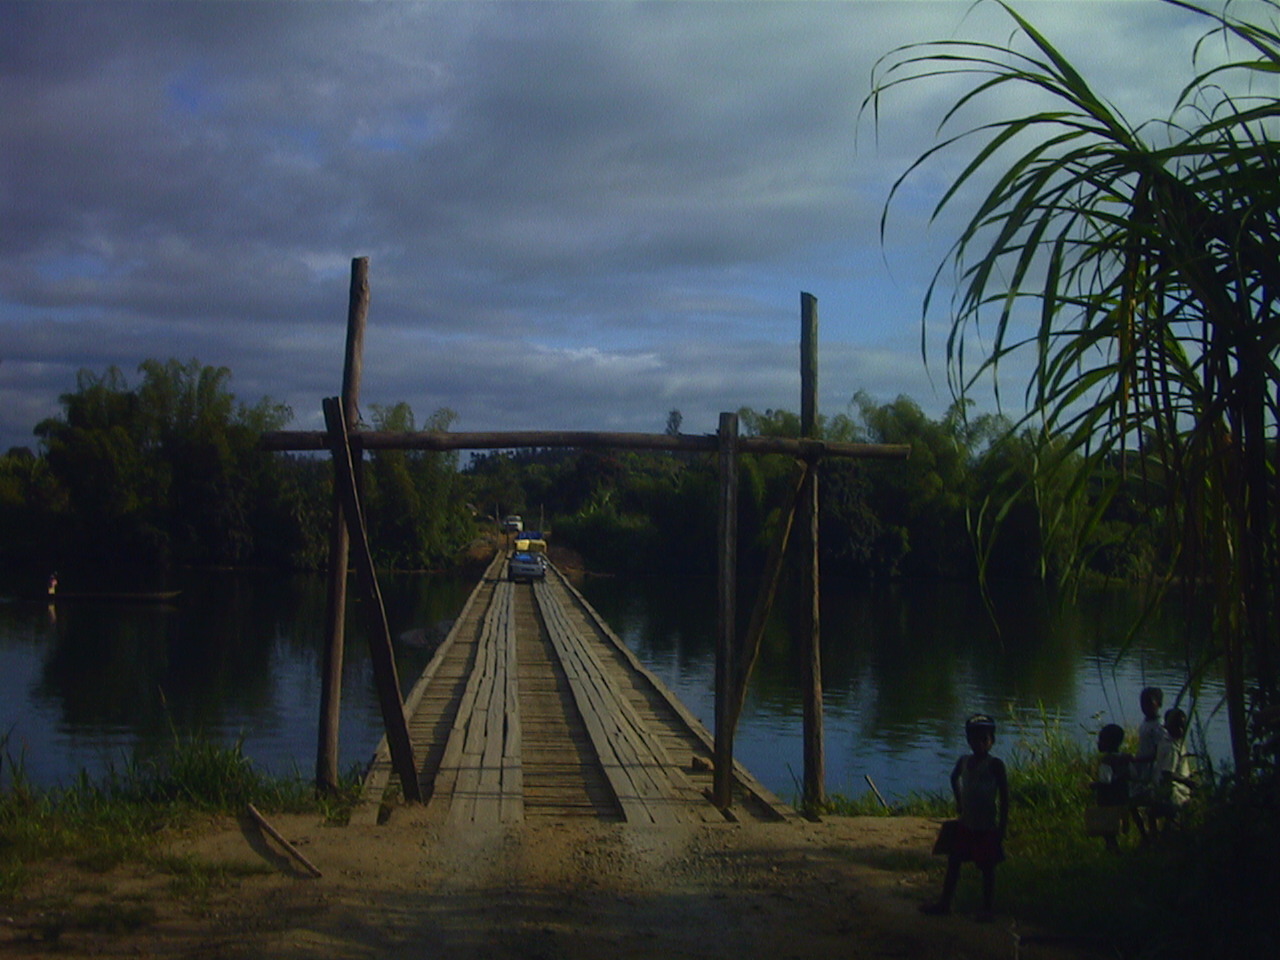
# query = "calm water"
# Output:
<box><xmin>0</xmin><ymin>568</ymin><xmax>1227</xmax><ymax>804</ymax></box>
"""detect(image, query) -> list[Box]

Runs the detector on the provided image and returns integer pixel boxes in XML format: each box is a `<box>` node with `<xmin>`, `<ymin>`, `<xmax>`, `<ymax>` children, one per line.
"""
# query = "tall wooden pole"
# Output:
<box><xmin>315</xmin><ymin>257</ymin><xmax>370</xmax><ymax>793</ymax></box>
<box><xmin>712</xmin><ymin>411</ymin><xmax>739</xmax><ymax>809</ymax></box>
<box><xmin>800</xmin><ymin>292</ymin><xmax>825</xmax><ymax>810</ymax></box>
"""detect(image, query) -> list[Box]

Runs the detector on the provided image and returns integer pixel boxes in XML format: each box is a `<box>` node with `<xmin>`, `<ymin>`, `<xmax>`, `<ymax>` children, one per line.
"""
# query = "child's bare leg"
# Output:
<box><xmin>921</xmin><ymin>857</ymin><xmax>961</xmax><ymax>914</ymax></box>
<box><xmin>976</xmin><ymin>865</ymin><xmax>996</xmax><ymax>921</ymax></box>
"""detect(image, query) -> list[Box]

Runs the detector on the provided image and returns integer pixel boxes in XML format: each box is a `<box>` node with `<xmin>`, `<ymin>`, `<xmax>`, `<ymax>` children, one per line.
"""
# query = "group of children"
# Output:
<box><xmin>919</xmin><ymin>688</ymin><xmax>1195</xmax><ymax>921</ymax></box>
<box><xmin>1092</xmin><ymin>685</ymin><xmax>1195</xmax><ymax>849</ymax></box>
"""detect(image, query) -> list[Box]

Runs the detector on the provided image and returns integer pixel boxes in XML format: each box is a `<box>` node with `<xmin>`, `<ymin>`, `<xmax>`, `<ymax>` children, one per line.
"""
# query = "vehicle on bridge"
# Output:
<box><xmin>502</xmin><ymin>514</ymin><xmax>524</xmax><ymax>533</ymax></box>
<box><xmin>515</xmin><ymin>530</ymin><xmax>547</xmax><ymax>554</ymax></box>
<box><xmin>508</xmin><ymin>550</ymin><xmax>546</xmax><ymax>581</ymax></box>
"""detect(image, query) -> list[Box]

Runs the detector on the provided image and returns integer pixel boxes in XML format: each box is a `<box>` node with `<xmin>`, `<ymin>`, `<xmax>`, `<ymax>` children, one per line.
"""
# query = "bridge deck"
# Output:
<box><xmin>354</xmin><ymin>552</ymin><xmax>793</xmax><ymax>826</ymax></box>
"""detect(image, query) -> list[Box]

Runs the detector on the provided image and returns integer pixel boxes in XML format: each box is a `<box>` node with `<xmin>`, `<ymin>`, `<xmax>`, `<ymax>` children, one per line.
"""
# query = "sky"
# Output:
<box><xmin>0</xmin><ymin>0</ymin><xmax>1221</xmax><ymax>453</ymax></box>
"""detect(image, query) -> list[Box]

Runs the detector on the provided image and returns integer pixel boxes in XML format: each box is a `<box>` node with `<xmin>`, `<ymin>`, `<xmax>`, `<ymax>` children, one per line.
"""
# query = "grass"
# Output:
<box><xmin>0</xmin><ymin>729</ymin><xmax>362</xmax><ymax>902</ymax></box>
<box><xmin>822</xmin><ymin>714</ymin><xmax>1280</xmax><ymax>959</ymax></box>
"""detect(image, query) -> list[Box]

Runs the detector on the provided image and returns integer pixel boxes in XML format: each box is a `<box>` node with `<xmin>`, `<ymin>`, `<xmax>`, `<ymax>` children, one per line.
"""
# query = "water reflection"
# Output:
<box><xmin>1</xmin><ymin>570</ymin><xmax>473</xmax><ymax>788</ymax></box>
<box><xmin>578</xmin><ymin>574</ymin><xmax>1226</xmax><ymax>801</ymax></box>
<box><xmin>2</xmin><ymin>568</ymin><xmax>1225</xmax><ymax>803</ymax></box>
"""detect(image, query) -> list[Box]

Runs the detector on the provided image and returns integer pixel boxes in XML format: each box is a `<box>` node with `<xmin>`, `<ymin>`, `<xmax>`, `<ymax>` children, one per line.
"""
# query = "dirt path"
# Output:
<box><xmin>1</xmin><ymin>811</ymin><xmax>1106</xmax><ymax>959</ymax></box>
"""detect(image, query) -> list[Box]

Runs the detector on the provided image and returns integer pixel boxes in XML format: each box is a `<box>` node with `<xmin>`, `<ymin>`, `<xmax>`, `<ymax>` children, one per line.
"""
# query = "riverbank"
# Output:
<box><xmin>0</xmin><ymin>811</ymin><xmax>1101</xmax><ymax>960</ymax></box>
<box><xmin>4</xmin><ymin>723</ymin><xmax>1274</xmax><ymax>959</ymax></box>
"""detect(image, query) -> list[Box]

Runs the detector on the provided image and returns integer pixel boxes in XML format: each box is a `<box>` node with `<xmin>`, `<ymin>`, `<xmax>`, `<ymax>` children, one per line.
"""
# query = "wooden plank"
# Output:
<box><xmin>549</xmin><ymin>600</ymin><xmax>678</xmax><ymax>822</ymax></box>
<box><xmin>495</xmin><ymin>580</ymin><xmax>521</xmax><ymax>822</ymax></box>
<box><xmin>535</xmin><ymin>579</ymin><xmax>686</xmax><ymax>824</ymax></box>
<box><xmin>540</xmin><ymin>569</ymin><xmax>723</xmax><ymax>824</ymax></box>
<box><xmin>537</xmin><ymin>583</ymin><xmax>650</xmax><ymax>822</ymax></box>
<box><xmin>438</xmin><ymin>583</ymin><xmax>500</xmax><ymax>823</ymax></box>
<box><xmin>551</xmin><ymin>564</ymin><xmax>794</xmax><ymax>821</ymax></box>
<box><xmin>501</xmin><ymin>598</ymin><xmax>524</xmax><ymax>823</ymax></box>
<box><xmin>247</xmin><ymin>804</ymin><xmax>323</xmax><ymax>878</ymax></box>
<box><xmin>400</xmin><ymin>550</ymin><xmax>505</xmax><ymax>718</ymax></box>
<box><xmin>500</xmin><ymin>651</ymin><xmax>524</xmax><ymax>822</ymax></box>
<box><xmin>474</xmin><ymin>593</ymin><xmax>509</xmax><ymax>823</ymax></box>
<box><xmin>450</xmin><ymin>586</ymin><xmax>501</xmax><ymax>823</ymax></box>
<box><xmin>445</xmin><ymin>577</ymin><xmax>523</xmax><ymax>825</ymax></box>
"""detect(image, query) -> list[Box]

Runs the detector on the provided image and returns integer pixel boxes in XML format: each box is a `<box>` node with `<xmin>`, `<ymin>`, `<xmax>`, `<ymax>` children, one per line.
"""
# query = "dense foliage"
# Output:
<box><xmin>865</xmin><ymin>0</ymin><xmax>1280</xmax><ymax>774</ymax></box>
<box><xmin>0</xmin><ymin>359</ymin><xmax>474</xmax><ymax>579</ymax></box>
<box><xmin>470</xmin><ymin>396</ymin><xmax>1158</xmax><ymax>585</ymax></box>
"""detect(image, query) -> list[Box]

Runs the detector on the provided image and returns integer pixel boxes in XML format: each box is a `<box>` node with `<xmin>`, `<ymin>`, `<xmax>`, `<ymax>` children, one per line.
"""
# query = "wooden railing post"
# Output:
<box><xmin>712</xmin><ymin>411</ymin><xmax>739</xmax><ymax>809</ymax></box>
<box><xmin>800</xmin><ymin>292</ymin><xmax>825</xmax><ymax>810</ymax></box>
<box><xmin>316</xmin><ymin>257</ymin><xmax>369</xmax><ymax>794</ymax></box>
<box><xmin>323</xmin><ymin>397</ymin><xmax>421</xmax><ymax>803</ymax></box>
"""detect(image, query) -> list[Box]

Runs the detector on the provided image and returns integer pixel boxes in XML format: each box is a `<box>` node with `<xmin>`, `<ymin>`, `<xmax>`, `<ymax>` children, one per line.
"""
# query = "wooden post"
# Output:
<box><xmin>712</xmin><ymin>411</ymin><xmax>739</xmax><ymax>809</ymax></box>
<box><xmin>800</xmin><ymin>292</ymin><xmax>825</xmax><ymax>810</ymax></box>
<box><xmin>316</xmin><ymin>257</ymin><xmax>370</xmax><ymax>793</ymax></box>
<box><xmin>323</xmin><ymin>397</ymin><xmax>421</xmax><ymax>802</ymax></box>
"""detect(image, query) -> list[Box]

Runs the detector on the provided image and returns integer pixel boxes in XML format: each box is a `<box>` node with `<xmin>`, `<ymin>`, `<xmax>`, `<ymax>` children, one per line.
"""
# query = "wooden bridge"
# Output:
<box><xmin>353</xmin><ymin>551</ymin><xmax>795</xmax><ymax>827</ymax></box>
<box><xmin>263</xmin><ymin>262</ymin><xmax>910</xmax><ymax>810</ymax></box>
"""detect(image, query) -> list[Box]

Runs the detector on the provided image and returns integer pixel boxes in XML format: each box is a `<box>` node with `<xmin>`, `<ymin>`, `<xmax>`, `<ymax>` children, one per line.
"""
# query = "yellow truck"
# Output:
<box><xmin>514</xmin><ymin>530</ymin><xmax>547</xmax><ymax>554</ymax></box>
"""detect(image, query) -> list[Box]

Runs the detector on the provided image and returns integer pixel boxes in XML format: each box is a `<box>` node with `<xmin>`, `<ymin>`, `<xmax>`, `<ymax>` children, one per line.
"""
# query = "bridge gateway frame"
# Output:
<box><xmin>262</xmin><ymin>258</ymin><xmax>909</xmax><ymax>812</ymax></box>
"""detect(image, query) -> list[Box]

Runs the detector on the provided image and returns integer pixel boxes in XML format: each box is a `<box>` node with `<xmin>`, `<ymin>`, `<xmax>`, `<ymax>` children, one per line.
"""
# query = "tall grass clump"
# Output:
<box><xmin>986</xmin><ymin>714</ymin><xmax>1274</xmax><ymax>959</ymax></box>
<box><xmin>125</xmin><ymin>731</ymin><xmax>317</xmax><ymax>812</ymax></box>
<box><xmin>2</xmin><ymin>730</ymin><xmax>360</xmax><ymax>899</ymax></box>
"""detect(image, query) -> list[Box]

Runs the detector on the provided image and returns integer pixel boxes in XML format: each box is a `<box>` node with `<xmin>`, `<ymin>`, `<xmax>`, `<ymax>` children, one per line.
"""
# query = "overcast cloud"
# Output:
<box><xmin>0</xmin><ymin>0</ymin><xmax>1216</xmax><ymax>452</ymax></box>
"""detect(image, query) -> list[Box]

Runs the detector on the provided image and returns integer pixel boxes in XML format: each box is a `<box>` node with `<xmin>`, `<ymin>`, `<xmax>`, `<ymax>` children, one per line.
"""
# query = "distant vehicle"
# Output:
<box><xmin>502</xmin><ymin>515</ymin><xmax>524</xmax><ymax>533</ymax></box>
<box><xmin>508</xmin><ymin>550</ymin><xmax>546</xmax><ymax>581</ymax></box>
<box><xmin>515</xmin><ymin>531</ymin><xmax>547</xmax><ymax>553</ymax></box>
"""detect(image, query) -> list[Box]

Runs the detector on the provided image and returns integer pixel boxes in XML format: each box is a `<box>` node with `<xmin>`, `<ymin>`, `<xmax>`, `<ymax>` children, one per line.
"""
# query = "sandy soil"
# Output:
<box><xmin>0</xmin><ymin>810</ymin><xmax>1108</xmax><ymax>960</ymax></box>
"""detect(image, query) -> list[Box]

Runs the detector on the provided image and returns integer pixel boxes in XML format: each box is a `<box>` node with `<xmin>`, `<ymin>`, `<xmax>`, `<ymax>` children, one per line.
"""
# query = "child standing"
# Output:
<box><xmin>921</xmin><ymin>714</ymin><xmax>1009</xmax><ymax>922</ymax></box>
<box><xmin>1130</xmin><ymin>686</ymin><xmax>1164</xmax><ymax>841</ymax></box>
<box><xmin>1089</xmin><ymin>723</ymin><xmax>1131</xmax><ymax>852</ymax></box>
<box><xmin>1152</xmin><ymin>707</ymin><xmax>1195</xmax><ymax>832</ymax></box>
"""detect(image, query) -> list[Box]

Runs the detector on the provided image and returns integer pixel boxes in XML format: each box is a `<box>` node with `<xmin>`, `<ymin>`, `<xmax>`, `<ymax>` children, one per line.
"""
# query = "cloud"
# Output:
<box><xmin>0</xmin><ymin>1</ymin><xmax>1220</xmax><ymax>452</ymax></box>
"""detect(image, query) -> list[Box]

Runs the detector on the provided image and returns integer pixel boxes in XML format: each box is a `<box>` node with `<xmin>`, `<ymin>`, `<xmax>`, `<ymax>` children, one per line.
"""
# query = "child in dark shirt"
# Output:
<box><xmin>1089</xmin><ymin>722</ymin><xmax>1131</xmax><ymax>852</ymax></box>
<box><xmin>921</xmin><ymin>714</ymin><xmax>1009</xmax><ymax>922</ymax></box>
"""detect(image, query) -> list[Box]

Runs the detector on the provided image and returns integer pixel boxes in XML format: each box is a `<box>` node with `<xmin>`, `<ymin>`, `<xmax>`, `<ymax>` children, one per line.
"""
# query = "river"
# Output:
<box><xmin>0</xmin><ymin>567</ymin><xmax>1227</xmax><ymax>804</ymax></box>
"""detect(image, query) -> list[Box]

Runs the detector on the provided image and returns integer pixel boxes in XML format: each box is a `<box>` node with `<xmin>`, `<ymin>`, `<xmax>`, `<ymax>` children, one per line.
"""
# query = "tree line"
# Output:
<box><xmin>0</xmin><ymin>359</ymin><xmax>473</xmax><ymax>576</ymax></box>
<box><xmin>0</xmin><ymin>357</ymin><xmax>1160</xmax><ymax>590</ymax></box>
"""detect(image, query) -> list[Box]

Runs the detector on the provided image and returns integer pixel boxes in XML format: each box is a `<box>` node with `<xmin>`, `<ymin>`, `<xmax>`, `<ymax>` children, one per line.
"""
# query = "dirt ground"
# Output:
<box><xmin>0</xmin><ymin>810</ymin><xmax>1110</xmax><ymax>960</ymax></box>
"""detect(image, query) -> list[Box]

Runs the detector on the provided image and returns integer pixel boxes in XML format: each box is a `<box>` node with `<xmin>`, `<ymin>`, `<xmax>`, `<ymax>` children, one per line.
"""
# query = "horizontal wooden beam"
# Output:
<box><xmin>262</xmin><ymin>428</ymin><xmax>910</xmax><ymax>461</ymax></box>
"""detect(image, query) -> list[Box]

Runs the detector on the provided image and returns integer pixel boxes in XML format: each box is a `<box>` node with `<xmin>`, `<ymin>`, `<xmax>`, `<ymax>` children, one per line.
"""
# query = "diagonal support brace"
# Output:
<box><xmin>323</xmin><ymin>396</ymin><xmax>422</xmax><ymax>803</ymax></box>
